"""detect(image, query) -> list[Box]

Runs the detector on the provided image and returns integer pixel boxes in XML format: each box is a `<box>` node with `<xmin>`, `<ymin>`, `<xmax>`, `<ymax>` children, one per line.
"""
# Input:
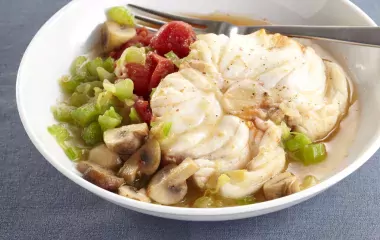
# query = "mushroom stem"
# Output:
<box><xmin>167</xmin><ymin>158</ymin><xmax>199</xmax><ymax>186</ymax></box>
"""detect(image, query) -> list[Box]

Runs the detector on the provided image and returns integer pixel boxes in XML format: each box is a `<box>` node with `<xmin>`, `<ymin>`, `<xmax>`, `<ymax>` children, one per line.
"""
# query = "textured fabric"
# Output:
<box><xmin>1</xmin><ymin>0</ymin><xmax>380</xmax><ymax>239</ymax></box>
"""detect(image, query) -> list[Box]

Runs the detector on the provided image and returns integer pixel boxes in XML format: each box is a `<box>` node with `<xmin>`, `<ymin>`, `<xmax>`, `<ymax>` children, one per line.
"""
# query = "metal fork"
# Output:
<box><xmin>128</xmin><ymin>4</ymin><xmax>380</xmax><ymax>48</ymax></box>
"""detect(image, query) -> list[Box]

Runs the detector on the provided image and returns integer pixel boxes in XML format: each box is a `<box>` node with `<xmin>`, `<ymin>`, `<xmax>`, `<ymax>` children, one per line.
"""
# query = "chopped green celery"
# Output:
<box><xmin>284</xmin><ymin>133</ymin><xmax>312</xmax><ymax>152</ymax></box>
<box><xmin>70</xmin><ymin>56</ymin><xmax>88</xmax><ymax>77</ymax></box>
<box><xmin>302</xmin><ymin>143</ymin><xmax>327</xmax><ymax>165</ymax></box>
<box><xmin>193</xmin><ymin>196</ymin><xmax>214</xmax><ymax>208</ymax></box>
<box><xmin>107</xmin><ymin>6</ymin><xmax>135</xmax><ymax>26</ymax></box>
<box><xmin>69</xmin><ymin>92</ymin><xmax>91</xmax><ymax>107</ymax></box>
<box><xmin>76</xmin><ymin>81</ymin><xmax>103</xmax><ymax>97</ymax></box>
<box><xmin>96</xmin><ymin>91</ymin><xmax>117</xmax><ymax>114</ymax></box>
<box><xmin>51</xmin><ymin>104</ymin><xmax>76</xmax><ymax>123</ymax></box>
<box><xmin>86</xmin><ymin>57</ymin><xmax>104</xmax><ymax>77</ymax></box>
<box><xmin>150</xmin><ymin>88</ymin><xmax>156</xmax><ymax>99</ymax></box>
<box><xmin>59</xmin><ymin>75</ymin><xmax>84</xmax><ymax>94</ymax></box>
<box><xmin>236</xmin><ymin>196</ymin><xmax>256</xmax><ymax>205</ymax></box>
<box><xmin>103</xmin><ymin>79</ymin><xmax>134</xmax><ymax>100</ymax></box>
<box><xmin>165</xmin><ymin>51</ymin><xmax>181</xmax><ymax>68</ymax></box>
<box><xmin>300</xmin><ymin>175</ymin><xmax>318</xmax><ymax>190</ymax></box>
<box><xmin>96</xmin><ymin>67</ymin><xmax>115</xmax><ymax>82</ymax></box>
<box><xmin>48</xmin><ymin>124</ymin><xmax>70</xmax><ymax>143</ymax></box>
<box><xmin>162</xmin><ymin>122</ymin><xmax>172</xmax><ymax>137</ymax></box>
<box><xmin>280</xmin><ymin>122</ymin><xmax>291</xmax><ymax>140</ymax></box>
<box><xmin>103</xmin><ymin>57</ymin><xmax>115</xmax><ymax>73</ymax></box>
<box><xmin>93</xmin><ymin>87</ymin><xmax>103</xmax><ymax>98</ymax></box>
<box><xmin>71</xmin><ymin>102</ymin><xmax>100</xmax><ymax>127</ymax></box>
<box><xmin>129</xmin><ymin>107</ymin><xmax>141</xmax><ymax>123</ymax></box>
<box><xmin>118</xmin><ymin>46</ymin><xmax>146</xmax><ymax>66</ymax></box>
<box><xmin>82</xmin><ymin>122</ymin><xmax>103</xmax><ymax>145</ymax></box>
<box><xmin>63</xmin><ymin>143</ymin><xmax>83</xmax><ymax>161</ymax></box>
<box><xmin>98</xmin><ymin>107</ymin><xmax>122</xmax><ymax>131</ymax></box>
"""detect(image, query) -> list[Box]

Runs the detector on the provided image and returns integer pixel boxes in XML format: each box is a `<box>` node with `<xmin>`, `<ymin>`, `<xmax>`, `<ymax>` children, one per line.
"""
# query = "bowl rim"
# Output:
<box><xmin>16</xmin><ymin>0</ymin><xmax>379</xmax><ymax>217</ymax></box>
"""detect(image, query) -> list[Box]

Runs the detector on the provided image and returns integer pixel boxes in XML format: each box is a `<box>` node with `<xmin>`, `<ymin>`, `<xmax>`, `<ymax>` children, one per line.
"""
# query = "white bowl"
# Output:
<box><xmin>16</xmin><ymin>0</ymin><xmax>380</xmax><ymax>221</ymax></box>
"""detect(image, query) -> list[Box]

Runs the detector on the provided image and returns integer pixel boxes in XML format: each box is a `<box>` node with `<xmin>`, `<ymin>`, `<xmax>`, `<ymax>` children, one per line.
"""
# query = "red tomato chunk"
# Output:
<box><xmin>150</xmin><ymin>21</ymin><xmax>196</xmax><ymax>58</ymax></box>
<box><xmin>134</xmin><ymin>99</ymin><xmax>152</xmax><ymax>124</ymax></box>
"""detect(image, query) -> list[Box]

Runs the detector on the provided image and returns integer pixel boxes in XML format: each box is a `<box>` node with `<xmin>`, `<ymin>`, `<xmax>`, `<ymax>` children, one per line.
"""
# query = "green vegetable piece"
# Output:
<box><xmin>103</xmin><ymin>57</ymin><xmax>115</xmax><ymax>73</ymax></box>
<box><xmin>96</xmin><ymin>67</ymin><xmax>115</xmax><ymax>82</ymax></box>
<box><xmin>96</xmin><ymin>91</ymin><xmax>117</xmax><ymax>114</ymax></box>
<box><xmin>236</xmin><ymin>196</ymin><xmax>256</xmax><ymax>205</ymax></box>
<box><xmin>284</xmin><ymin>133</ymin><xmax>312</xmax><ymax>152</ymax></box>
<box><xmin>51</xmin><ymin>104</ymin><xmax>76</xmax><ymax>123</ymax></box>
<box><xmin>118</xmin><ymin>46</ymin><xmax>146</xmax><ymax>66</ymax></box>
<box><xmin>165</xmin><ymin>51</ymin><xmax>181</xmax><ymax>68</ymax></box>
<box><xmin>59</xmin><ymin>75</ymin><xmax>84</xmax><ymax>94</ymax></box>
<box><xmin>129</xmin><ymin>107</ymin><xmax>141</xmax><ymax>123</ymax></box>
<box><xmin>82</xmin><ymin>122</ymin><xmax>103</xmax><ymax>145</ymax></box>
<box><xmin>302</xmin><ymin>143</ymin><xmax>327</xmax><ymax>165</ymax></box>
<box><xmin>64</xmin><ymin>145</ymin><xmax>83</xmax><ymax>161</ymax></box>
<box><xmin>69</xmin><ymin>92</ymin><xmax>91</xmax><ymax>107</ymax></box>
<box><xmin>300</xmin><ymin>175</ymin><xmax>318</xmax><ymax>190</ymax></box>
<box><xmin>103</xmin><ymin>79</ymin><xmax>134</xmax><ymax>100</ymax></box>
<box><xmin>86</xmin><ymin>57</ymin><xmax>104</xmax><ymax>77</ymax></box>
<box><xmin>76</xmin><ymin>81</ymin><xmax>103</xmax><ymax>97</ymax></box>
<box><xmin>70</xmin><ymin>56</ymin><xmax>88</xmax><ymax>77</ymax></box>
<box><xmin>107</xmin><ymin>6</ymin><xmax>135</xmax><ymax>26</ymax></box>
<box><xmin>98</xmin><ymin>107</ymin><xmax>122</xmax><ymax>131</ymax></box>
<box><xmin>48</xmin><ymin>124</ymin><xmax>70</xmax><ymax>143</ymax></box>
<box><xmin>193</xmin><ymin>196</ymin><xmax>214</xmax><ymax>208</ymax></box>
<box><xmin>162</xmin><ymin>122</ymin><xmax>172</xmax><ymax>138</ymax></box>
<box><xmin>280</xmin><ymin>122</ymin><xmax>291</xmax><ymax>141</ymax></box>
<box><xmin>71</xmin><ymin>102</ymin><xmax>100</xmax><ymax>127</ymax></box>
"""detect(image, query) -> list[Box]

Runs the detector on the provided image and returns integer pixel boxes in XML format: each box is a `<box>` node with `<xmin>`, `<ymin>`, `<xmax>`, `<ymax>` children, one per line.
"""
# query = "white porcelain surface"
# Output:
<box><xmin>16</xmin><ymin>0</ymin><xmax>380</xmax><ymax>221</ymax></box>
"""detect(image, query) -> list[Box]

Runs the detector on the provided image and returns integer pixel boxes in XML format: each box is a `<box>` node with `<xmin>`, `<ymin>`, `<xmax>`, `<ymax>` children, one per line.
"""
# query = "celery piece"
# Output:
<box><xmin>284</xmin><ymin>133</ymin><xmax>312</xmax><ymax>152</ymax></box>
<box><xmin>86</xmin><ymin>57</ymin><xmax>104</xmax><ymax>77</ymax></box>
<box><xmin>103</xmin><ymin>79</ymin><xmax>134</xmax><ymax>100</ymax></box>
<box><xmin>59</xmin><ymin>75</ymin><xmax>84</xmax><ymax>94</ymax></box>
<box><xmin>118</xmin><ymin>46</ymin><xmax>146</xmax><ymax>66</ymax></box>
<box><xmin>302</xmin><ymin>143</ymin><xmax>327</xmax><ymax>165</ymax></box>
<box><xmin>107</xmin><ymin>6</ymin><xmax>135</xmax><ymax>26</ymax></box>
<box><xmin>48</xmin><ymin>124</ymin><xmax>70</xmax><ymax>143</ymax></box>
<box><xmin>51</xmin><ymin>104</ymin><xmax>76</xmax><ymax>123</ymax></box>
<box><xmin>96</xmin><ymin>91</ymin><xmax>116</xmax><ymax>114</ymax></box>
<box><xmin>162</xmin><ymin>122</ymin><xmax>172</xmax><ymax>138</ymax></box>
<box><xmin>64</xmin><ymin>145</ymin><xmax>82</xmax><ymax>161</ymax></box>
<box><xmin>70</xmin><ymin>56</ymin><xmax>88</xmax><ymax>77</ymax></box>
<box><xmin>129</xmin><ymin>107</ymin><xmax>141</xmax><ymax>123</ymax></box>
<box><xmin>103</xmin><ymin>57</ymin><xmax>115</xmax><ymax>73</ymax></box>
<box><xmin>165</xmin><ymin>51</ymin><xmax>181</xmax><ymax>68</ymax></box>
<box><xmin>69</xmin><ymin>92</ymin><xmax>91</xmax><ymax>107</ymax></box>
<box><xmin>82</xmin><ymin>122</ymin><xmax>103</xmax><ymax>146</ymax></box>
<box><xmin>193</xmin><ymin>196</ymin><xmax>214</xmax><ymax>208</ymax></box>
<box><xmin>280</xmin><ymin>122</ymin><xmax>291</xmax><ymax>140</ymax></box>
<box><xmin>98</xmin><ymin>107</ymin><xmax>122</xmax><ymax>131</ymax></box>
<box><xmin>76</xmin><ymin>81</ymin><xmax>103</xmax><ymax>97</ymax></box>
<box><xmin>96</xmin><ymin>67</ymin><xmax>115</xmax><ymax>82</ymax></box>
<box><xmin>71</xmin><ymin>102</ymin><xmax>100</xmax><ymax>127</ymax></box>
<box><xmin>236</xmin><ymin>196</ymin><xmax>256</xmax><ymax>205</ymax></box>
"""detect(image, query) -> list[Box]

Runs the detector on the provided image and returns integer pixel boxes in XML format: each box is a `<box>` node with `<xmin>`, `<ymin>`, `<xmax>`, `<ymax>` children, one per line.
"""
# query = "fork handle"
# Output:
<box><xmin>242</xmin><ymin>26</ymin><xmax>380</xmax><ymax>47</ymax></box>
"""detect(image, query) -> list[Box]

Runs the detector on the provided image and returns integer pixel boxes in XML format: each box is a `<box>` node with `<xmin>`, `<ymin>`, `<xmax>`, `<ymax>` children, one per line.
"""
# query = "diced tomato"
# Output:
<box><xmin>125</xmin><ymin>63</ymin><xmax>152</xmax><ymax>97</ymax></box>
<box><xmin>150</xmin><ymin>21</ymin><xmax>196</xmax><ymax>58</ymax></box>
<box><xmin>134</xmin><ymin>99</ymin><xmax>152</xmax><ymax>123</ymax></box>
<box><xmin>110</xmin><ymin>27</ymin><xmax>154</xmax><ymax>59</ymax></box>
<box><xmin>148</xmin><ymin>53</ymin><xmax>175</xmax><ymax>90</ymax></box>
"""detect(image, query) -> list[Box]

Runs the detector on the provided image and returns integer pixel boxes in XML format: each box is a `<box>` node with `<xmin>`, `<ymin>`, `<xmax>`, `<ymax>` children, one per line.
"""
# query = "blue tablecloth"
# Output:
<box><xmin>1</xmin><ymin>0</ymin><xmax>380</xmax><ymax>239</ymax></box>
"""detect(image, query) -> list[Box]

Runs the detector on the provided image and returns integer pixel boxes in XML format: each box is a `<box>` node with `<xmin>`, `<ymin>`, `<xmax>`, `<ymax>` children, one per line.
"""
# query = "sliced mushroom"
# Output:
<box><xmin>118</xmin><ymin>138</ymin><xmax>161</xmax><ymax>185</ymax></box>
<box><xmin>77</xmin><ymin>161</ymin><xmax>124</xmax><ymax>191</ymax></box>
<box><xmin>147</xmin><ymin>158</ymin><xmax>199</xmax><ymax>205</ymax></box>
<box><xmin>104</xmin><ymin>123</ymin><xmax>149</xmax><ymax>155</ymax></box>
<box><xmin>88</xmin><ymin>144</ymin><xmax>122</xmax><ymax>171</ymax></box>
<box><xmin>101</xmin><ymin>21</ymin><xmax>137</xmax><ymax>53</ymax></box>
<box><xmin>263</xmin><ymin>172</ymin><xmax>300</xmax><ymax>200</ymax></box>
<box><xmin>118</xmin><ymin>185</ymin><xmax>151</xmax><ymax>203</ymax></box>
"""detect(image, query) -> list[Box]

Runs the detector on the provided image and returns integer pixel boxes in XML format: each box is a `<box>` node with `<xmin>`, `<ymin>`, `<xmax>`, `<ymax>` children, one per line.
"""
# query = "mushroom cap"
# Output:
<box><xmin>101</xmin><ymin>21</ymin><xmax>137</xmax><ymax>53</ymax></box>
<box><xmin>147</xmin><ymin>158</ymin><xmax>199</xmax><ymax>205</ymax></box>
<box><xmin>118</xmin><ymin>138</ymin><xmax>161</xmax><ymax>185</ymax></box>
<box><xmin>88</xmin><ymin>144</ymin><xmax>122</xmax><ymax>171</ymax></box>
<box><xmin>104</xmin><ymin>123</ymin><xmax>149</xmax><ymax>155</ymax></box>
<box><xmin>263</xmin><ymin>172</ymin><xmax>300</xmax><ymax>200</ymax></box>
<box><xmin>118</xmin><ymin>185</ymin><xmax>151</xmax><ymax>203</ymax></box>
<box><xmin>77</xmin><ymin>161</ymin><xmax>125</xmax><ymax>191</ymax></box>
